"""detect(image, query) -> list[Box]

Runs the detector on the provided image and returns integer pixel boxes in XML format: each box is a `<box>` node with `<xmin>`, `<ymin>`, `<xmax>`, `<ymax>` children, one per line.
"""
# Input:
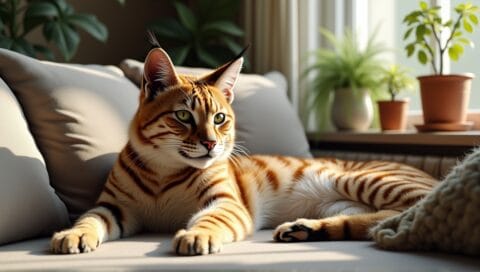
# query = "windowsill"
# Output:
<box><xmin>308</xmin><ymin>130</ymin><xmax>480</xmax><ymax>146</ymax></box>
<box><xmin>308</xmin><ymin>130</ymin><xmax>480</xmax><ymax>157</ymax></box>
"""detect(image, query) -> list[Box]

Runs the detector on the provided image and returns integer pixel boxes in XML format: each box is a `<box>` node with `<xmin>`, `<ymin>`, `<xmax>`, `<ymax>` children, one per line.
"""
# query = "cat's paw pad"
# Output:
<box><xmin>173</xmin><ymin>229</ymin><xmax>222</xmax><ymax>255</ymax></box>
<box><xmin>50</xmin><ymin>229</ymin><xmax>99</xmax><ymax>254</ymax></box>
<box><xmin>273</xmin><ymin>218</ymin><xmax>326</xmax><ymax>242</ymax></box>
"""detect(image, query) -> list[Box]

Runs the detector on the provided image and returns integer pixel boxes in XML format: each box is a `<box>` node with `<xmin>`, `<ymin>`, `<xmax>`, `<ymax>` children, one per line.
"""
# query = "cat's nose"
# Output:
<box><xmin>201</xmin><ymin>140</ymin><xmax>217</xmax><ymax>151</ymax></box>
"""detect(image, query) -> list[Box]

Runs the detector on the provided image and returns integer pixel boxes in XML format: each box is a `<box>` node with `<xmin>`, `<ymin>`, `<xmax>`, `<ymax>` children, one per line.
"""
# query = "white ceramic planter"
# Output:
<box><xmin>331</xmin><ymin>88</ymin><xmax>373</xmax><ymax>131</ymax></box>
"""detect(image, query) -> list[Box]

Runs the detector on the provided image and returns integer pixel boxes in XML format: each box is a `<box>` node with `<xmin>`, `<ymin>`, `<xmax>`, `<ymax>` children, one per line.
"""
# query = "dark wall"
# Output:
<box><xmin>68</xmin><ymin>0</ymin><xmax>174</xmax><ymax>65</ymax></box>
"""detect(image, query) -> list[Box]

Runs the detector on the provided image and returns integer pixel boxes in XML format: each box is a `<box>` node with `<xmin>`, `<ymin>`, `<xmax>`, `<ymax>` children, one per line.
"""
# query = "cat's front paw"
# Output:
<box><xmin>50</xmin><ymin>228</ymin><xmax>99</xmax><ymax>254</ymax></box>
<box><xmin>273</xmin><ymin>218</ymin><xmax>326</xmax><ymax>242</ymax></box>
<box><xmin>173</xmin><ymin>229</ymin><xmax>222</xmax><ymax>256</ymax></box>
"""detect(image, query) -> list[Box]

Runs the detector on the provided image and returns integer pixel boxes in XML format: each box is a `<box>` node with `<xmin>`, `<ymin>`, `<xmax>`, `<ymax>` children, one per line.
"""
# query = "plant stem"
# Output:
<box><xmin>421</xmin><ymin>11</ymin><xmax>443</xmax><ymax>75</ymax></box>
<box><xmin>439</xmin><ymin>14</ymin><xmax>464</xmax><ymax>75</ymax></box>
<box><xmin>428</xmin><ymin>23</ymin><xmax>442</xmax><ymax>75</ymax></box>
<box><xmin>422</xmin><ymin>37</ymin><xmax>438</xmax><ymax>74</ymax></box>
<box><xmin>388</xmin><ymin>79</ymin><xmax>395</xmax><ymax>101</ymax></box>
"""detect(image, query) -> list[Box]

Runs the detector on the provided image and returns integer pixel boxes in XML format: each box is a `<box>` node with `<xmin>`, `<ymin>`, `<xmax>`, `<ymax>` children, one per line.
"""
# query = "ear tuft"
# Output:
<box><xmin>143</xmin><ymin>48</ymin><xmax>180</xmax><ymax>100</ymax></box>
<box><xmin>215</xmin><ymin>57</ymin><xmax>243</xmax><ymax>104</ymax></box>
<box><xmin>200</xmin><ymin>57</ymin><xmax>243</xmax><ymax>104</ymax></box>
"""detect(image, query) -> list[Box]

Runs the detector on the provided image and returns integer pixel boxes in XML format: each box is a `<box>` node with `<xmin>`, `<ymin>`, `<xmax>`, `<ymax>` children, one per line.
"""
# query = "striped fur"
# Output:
<box><xmin>50</xmin><ymin>48</ymin><xmax>439</xmax><ymax>255</ymax></box>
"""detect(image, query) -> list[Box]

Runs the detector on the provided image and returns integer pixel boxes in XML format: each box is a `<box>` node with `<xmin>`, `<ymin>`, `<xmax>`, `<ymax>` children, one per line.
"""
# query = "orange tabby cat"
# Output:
<box><xmin>50</xmin><ymin>45</ymin><xmax>438</xmax><ymax>255</ymax></box>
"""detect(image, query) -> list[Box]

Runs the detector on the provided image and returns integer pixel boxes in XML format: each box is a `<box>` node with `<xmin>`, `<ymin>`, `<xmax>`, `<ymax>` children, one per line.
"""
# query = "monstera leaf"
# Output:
<box><xmin>150</xmin><ymin>0</ymin><xmax>245</xmax><ymax>68</ymax></box>
<box><xmin>0</xmin><ymin>0</ymin><xmax>113</xmax><ymax>61</ymax></box>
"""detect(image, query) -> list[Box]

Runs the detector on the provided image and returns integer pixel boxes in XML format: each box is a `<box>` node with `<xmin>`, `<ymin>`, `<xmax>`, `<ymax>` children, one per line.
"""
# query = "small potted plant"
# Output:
<box><xmin>377</xmin><ymin>65</ymin><xmax>416</xmax><ymax>131</ymax></box>
<box><xmin>403</xmin><ymin>1</ymin><xmax>479</xmax><ymax>131</ymax></box>
<box><xmin>305</xmin><ymin>28</ymin><xmax>385</xmax><ymax>131</ymax></box>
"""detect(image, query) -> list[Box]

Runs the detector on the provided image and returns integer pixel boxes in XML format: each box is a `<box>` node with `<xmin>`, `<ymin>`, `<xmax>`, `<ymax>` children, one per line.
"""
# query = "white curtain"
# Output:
<box><xmin>243</xmin><ymin>0</ymin><xmax>360</xmax><ymax>130</ymax></box>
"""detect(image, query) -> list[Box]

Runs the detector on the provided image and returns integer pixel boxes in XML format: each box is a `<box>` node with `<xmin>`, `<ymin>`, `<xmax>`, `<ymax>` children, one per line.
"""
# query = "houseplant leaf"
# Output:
<box><xmin>24</xmin><ymin>1</ymin><xmax>58</xmax><ymax>17</ymax></box>
<box><xmin>403</xmin><ymin>27</ymin><xmax>414</xmax><ymax>40</ymax></box>
<box><xmin>68</xmin><ymin>14</ymin><xmax>108</xmax><ymax>42</ymax></box>
<box><xmin>405</xmin><ymin>43</ymin><xmax>415</xmax><ymax>57</ymax></box>
<box><xmin>220</xmin><ymin>36</ymin><xmax>243</xmax><ymax>53</ymax></box>
<box><xmin>448</xmin><ymin>43</ymin><xmax>464</xmax><ymax>61</ymax></box>
<box><xmin>457</xmin><ymin>37</ymin><xmax>474</xmax><ymax>47</ymax></box>
<box><xmin>150</xmin><ymin>18</ymin><xmax>191</xmax><ymax>41</ymax></box>
<box><xmin>469</xmin><ymin>14</ymin><xmax>479</xmax><ymax>24</ymax></box>
<box><xmin>11</xmin><ymin>38</ymin><xmax>36</xmax><ymax>57</ymax></box>
<box><xmin>198</xmin><ymin>0</ymin><xmax>239</xmax><ymax>21</ymax></box>
<box><xmin>33</xmin><ymin>44</ymin><xmax>55</xmax><ymax>60</ymax></box>
<box><xmin>202</xmin><ymin>21</ymin><xmax>244</xmax><ymax>36</ymax></box>
<box><xmin>420</xmin><ymin>1</ymin><xmax>429</xmax><ymax>11</ymax></box>
<box><xmin>0</xmin><ymin>35</ymin><xmax>13</xmax><ymax>48</ymax></box>
<box><xmin>169</xmin><ymin>45</ymin><xmax>191</xmax><ymax>65</ymax></box>
<box><xmin>196</xmin><ymin>46</ymin><xmax>222</xmax><ymax>67</ymax></box>
<box><xmin>417</xmin><ymin>50</ymin><xmax>428</xmax><ymax>64</ymax></box>
<box><xmin>463</xmin><ymin>18</ymin><xmax>473</xmax><ymax>32</ymax></box>
<box><xmin>173</xmin><ymin>1</ymin><xmax>197</xmax><ymax>31</ymax></box>
<box><xmin>43</xmin><ymin>21</ymin><xmax>80</xmax><ymax>61</ymax></box>
<box><xmin>23</xmin><ymin>1</ymin><xmax>58</xmax><ymax>34</ymax></box>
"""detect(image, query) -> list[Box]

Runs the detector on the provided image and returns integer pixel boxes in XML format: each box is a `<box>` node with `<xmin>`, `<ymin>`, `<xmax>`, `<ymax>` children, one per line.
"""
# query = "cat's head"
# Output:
<box><xmin>131</xmin><ymin>47</ymin><xmax>243</xmax><ymax>169</ymax></box>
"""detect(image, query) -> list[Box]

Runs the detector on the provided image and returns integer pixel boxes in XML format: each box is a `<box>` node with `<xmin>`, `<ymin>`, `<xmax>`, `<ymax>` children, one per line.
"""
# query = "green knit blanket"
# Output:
<box><xmin>371</xmin><ymin>147</ymin><xmax>480</xmax><ymax>256</ymax></box>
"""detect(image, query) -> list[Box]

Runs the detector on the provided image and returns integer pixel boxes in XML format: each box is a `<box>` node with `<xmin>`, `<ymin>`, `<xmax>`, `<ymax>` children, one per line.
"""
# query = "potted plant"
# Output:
<box><xmin>304</xmin><ymin>28</ymin><xmax>386</xmax><ymax>131</ymax></box>
<box><xmin>403</xmin><ymin>1</ymin><xmax>479</xmax><ymax>131</ymax></box>
<box><xmin>377</xmin><ymin>65</ymin><xmax>416</xmax><ymax>131</ymax></box>
<box><xmin>149</xmin><ymin>0</ymin><xmax>245</xmax><ymax>68</ymax></box>
<box><xmin>0</xmin><ymin>0</ymin><xmax>123</xmax><ymax>61</ymax></box>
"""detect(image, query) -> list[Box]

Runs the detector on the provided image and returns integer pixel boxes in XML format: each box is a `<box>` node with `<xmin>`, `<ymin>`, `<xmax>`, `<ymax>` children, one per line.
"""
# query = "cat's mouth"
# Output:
<box><xmin>179</xmin><ymin>150</ymin><xmax>212</xmax><ymax>160</ymax></box>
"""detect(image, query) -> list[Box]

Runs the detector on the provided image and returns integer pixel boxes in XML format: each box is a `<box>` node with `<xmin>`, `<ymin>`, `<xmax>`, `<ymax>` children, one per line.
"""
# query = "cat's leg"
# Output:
<box><xmin>173</xmin><ymin>200</ymin><xmax>253</xmax><ymax>255</ymax></box>
<box><xmin>273</xmin><ymin>209</ymin><xmax>399</xmax><ymax>242</ymax></box>
<box><xmin>50</xmin><ymin>202</ymin><xmax>139</xmax><ymax>254</ymax></box>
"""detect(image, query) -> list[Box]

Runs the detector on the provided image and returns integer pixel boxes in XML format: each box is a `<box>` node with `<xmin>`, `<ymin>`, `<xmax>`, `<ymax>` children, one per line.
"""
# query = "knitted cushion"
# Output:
<box><xmin>371</xmin><ymin>146</ymin><xmax>480</xmax><ymax>255</ymax></box>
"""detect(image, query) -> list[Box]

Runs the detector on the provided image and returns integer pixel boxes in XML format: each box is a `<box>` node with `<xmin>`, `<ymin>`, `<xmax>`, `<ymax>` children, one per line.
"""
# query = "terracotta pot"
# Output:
<box><xmin>417</xmin><ymin>74</ymin><xmax>473</xmax><ymax>124</ymax></box>
<box><xmin>331</xmin><ymin>88</ymin><xmax>373</xmax><ymax>131</ymax></box>
<box><xmin>377</xmin><ymin>100</ymin><xmax>409</xmax><ymax>131</ymax></box>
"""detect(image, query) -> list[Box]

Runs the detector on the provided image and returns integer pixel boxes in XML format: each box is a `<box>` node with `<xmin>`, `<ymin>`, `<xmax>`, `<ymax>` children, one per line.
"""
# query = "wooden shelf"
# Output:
<box><xmin>308</xmin><ymin>130</ymin><xmax>480</xmax><ymax>157</ymax></box>
<box><xmin>308</xmin><ymin>130</ymin><xmax>480</xmax><ymax>146</ymax></box>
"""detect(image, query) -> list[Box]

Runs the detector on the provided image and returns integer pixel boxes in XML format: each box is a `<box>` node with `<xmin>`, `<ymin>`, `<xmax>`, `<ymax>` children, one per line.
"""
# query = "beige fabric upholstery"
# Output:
<box><xmin>119</xmin><ymin>59</ymin><xmax>312</xmax><ymax>158</ymax></box>
<box><xmin>0</xmin><ymin>78</ymin><xmax>69</xmax><ymax>245</ymax></box>
<box><xmin>312</xmin><ymin>150</ymin><xmax>458</xmax><ymax>180</ymax></box>
<box><xmin>1</xmin><ymin>230</ymin><xmax>479</xmax><ymax>271</ymax></box>
<box><xmin>0</xmin><ymin>49</ymin><xmax>140</xmax><ymax>219</ymax></box>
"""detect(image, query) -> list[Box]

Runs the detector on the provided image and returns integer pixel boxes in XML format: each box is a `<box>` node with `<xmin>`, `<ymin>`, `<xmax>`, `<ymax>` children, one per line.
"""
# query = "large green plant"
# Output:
<box><xmin>150</xmin><ymin>0</ymin><xmax>244</xmax><ymax>68</ymax></box>
<box><xmin>0</xmin><ymin>0</ymin><xmax>118</xmax><ymax>61</ymax></box>
<box><xmin>304</xmin><ymin>28</ymin><xmax>386</xmax><ymax>129</ymax></box>
<box><xmin>403</xmin><ymin>1</ymin><xmax>480</xmax><ymax>75</ymax></box>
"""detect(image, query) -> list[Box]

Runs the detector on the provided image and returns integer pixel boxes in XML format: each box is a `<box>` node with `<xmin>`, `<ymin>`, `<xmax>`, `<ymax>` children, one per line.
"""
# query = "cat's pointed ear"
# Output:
<box><xmin>142</xmin><ymin>48</ymin><xmax>180</xmax><ymax>100</ymax></box>
<box><xmin>200</xmin><ymin>52</ymin><xmax>245</xmax><ymax>104</ymax></box>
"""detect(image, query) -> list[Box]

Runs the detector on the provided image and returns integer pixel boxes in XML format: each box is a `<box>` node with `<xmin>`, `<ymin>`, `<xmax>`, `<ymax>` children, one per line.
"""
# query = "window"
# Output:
<box><xmin>368</xmin><ymin>0</ymin><xmax>480</xmax><ymax>110</ymax></box>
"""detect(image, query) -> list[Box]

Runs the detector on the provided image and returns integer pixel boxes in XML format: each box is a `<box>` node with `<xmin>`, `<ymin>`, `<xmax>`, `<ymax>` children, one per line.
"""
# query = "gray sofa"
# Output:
<box><xmin>1</xmin><ymin>48</ymin><xmax>479</xmax><ymax>271</ymax></box>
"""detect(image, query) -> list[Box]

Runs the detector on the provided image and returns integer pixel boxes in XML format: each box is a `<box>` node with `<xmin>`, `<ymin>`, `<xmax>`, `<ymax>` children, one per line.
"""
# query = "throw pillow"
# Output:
<box><xmin>0</xmin><ymin>49</ymin><xmax>139</xmax><ymax>220</ymax></box>
<box><xmin>0</xmin><ymin>77</ymin><xmax>69</xmax><ymax>245</ymax></box>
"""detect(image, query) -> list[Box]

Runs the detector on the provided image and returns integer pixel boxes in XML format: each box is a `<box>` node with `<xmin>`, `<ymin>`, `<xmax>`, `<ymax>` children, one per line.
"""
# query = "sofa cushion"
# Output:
<box><xmin>120</xmin><ymin>59</ymin><xmax>312</xmax><ymax>158</ymax></box>
<box><xmin>0</xmin><ymin>77</ymin><xmax>69</xmax><ymax>245</ymax></box>
<box><xmin>0</xmin><ymin>49</ymin><xmax>140</xmax><ymax>220</ymax></box>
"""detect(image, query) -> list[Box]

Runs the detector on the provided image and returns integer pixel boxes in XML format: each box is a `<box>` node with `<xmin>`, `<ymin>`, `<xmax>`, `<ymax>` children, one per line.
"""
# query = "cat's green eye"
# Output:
<box><xmin>214</xmin><ymin>113</ymin><xmax>226</xmax><ymax>124</ymax></box>
<box><xmin>175</xmin><ymin>110</ymin><xmax>192</xmax><ymax>123</ymax></box>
